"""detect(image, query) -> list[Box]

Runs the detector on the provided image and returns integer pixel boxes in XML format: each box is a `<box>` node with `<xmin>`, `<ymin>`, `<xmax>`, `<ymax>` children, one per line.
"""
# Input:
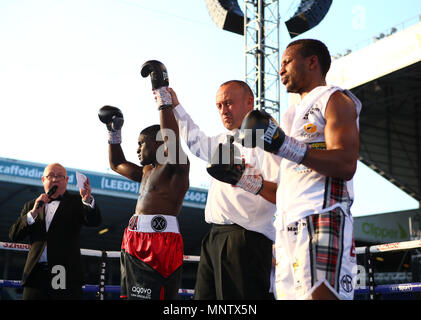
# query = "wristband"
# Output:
<box><xmin>108</xmin><ymin>129</ymin><xmax>122</xmax><ymax>144</ymax></box>
<box><xmin>236</xmin><ymin>168</ymin><xmax>264</xmax><ymax>195</ymax></box>
<box><xmin>277</xmin><ymin>136</ymin><xmax>307</xmax><ymax>164</ymax></box>
<box><xmin>155</xmin><ymin>87</ymin><xmax>172</xmax><ymax>109</ymax></box>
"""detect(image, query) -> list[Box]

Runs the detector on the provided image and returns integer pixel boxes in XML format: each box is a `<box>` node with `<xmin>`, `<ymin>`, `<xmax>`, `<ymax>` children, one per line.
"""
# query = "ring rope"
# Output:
<box><xmin>0</xmin><ymin>242</ymin><xmax>200</xmax><ymax>262</ymax></box>
<box><xmin>2</xmin><ymin>240</ymin><xmax>421</xmax><ymax>299</ymax></box>
<box><xmin>4</xmin><ymin>240</ymin><xmax>421</xmax><ymax>259</ymax></box>
<box><xmin>356</xmin><ymin>239</ymin><xmax>421</xmax><ymax>254</ymax></box>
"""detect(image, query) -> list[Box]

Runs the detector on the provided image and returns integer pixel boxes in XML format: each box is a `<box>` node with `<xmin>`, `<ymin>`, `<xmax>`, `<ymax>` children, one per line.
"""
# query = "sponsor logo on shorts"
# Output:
<box><xmin>287</xmin><ymin>221</ymin><xmax>307</xmax><ymax>235</ymax></box>
<box><xmin>293</xmin><ymin>259</ymin><xmax>300</xmax><ymax>271</ymax></box>
<box><xmin>131</xmin><ymin>286</ymin><xmax>152</xmax><ymax>299</ymax></box>
<box><xmin>151</xmin><ymin>215</ymin><xmax>167</xmax><ymax>232</ymax></box>
<box><xmin>341</xmin><ymin>274</ymin><xmax>353</xmax><ymax>293</ymax></box>
<box><xmin>287</xmin><ymin>223</ymin><xmax>299</xmax><ymax>234</ymax></box>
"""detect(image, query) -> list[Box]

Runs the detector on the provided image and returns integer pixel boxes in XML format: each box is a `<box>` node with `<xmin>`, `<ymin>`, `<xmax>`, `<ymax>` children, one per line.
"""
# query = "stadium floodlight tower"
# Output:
<box><xmin>205</xmin><ymin>0</ymin><xmax>333</xmax><ymax>122</ymax></box>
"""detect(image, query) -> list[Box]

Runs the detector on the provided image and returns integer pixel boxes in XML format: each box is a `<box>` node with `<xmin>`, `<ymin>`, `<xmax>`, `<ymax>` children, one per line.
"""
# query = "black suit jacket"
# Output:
<box><xmin>9</xmin><ymin>191</ymin><xmax>101</xmax><ymax>287</ymax></box>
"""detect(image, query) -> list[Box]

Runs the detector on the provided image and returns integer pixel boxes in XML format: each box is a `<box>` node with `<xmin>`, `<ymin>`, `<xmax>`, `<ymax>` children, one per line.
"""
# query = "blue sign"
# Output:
<box><xmin>0</xmin><ymin>157</ymin><xmax>208</xmax><ymax>207</ymax></box>
<box><xmin>184</xmin><ymin>189</ymin><xmax>208</xmax><ymax>206</ymax></box>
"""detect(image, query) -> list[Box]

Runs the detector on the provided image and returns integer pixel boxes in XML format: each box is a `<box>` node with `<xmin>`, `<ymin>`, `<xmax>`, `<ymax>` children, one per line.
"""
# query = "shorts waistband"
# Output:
<box><xmin>127</xmin><ymin>214</ymin><xmax>179</xmax><ymax>233</ymax></box>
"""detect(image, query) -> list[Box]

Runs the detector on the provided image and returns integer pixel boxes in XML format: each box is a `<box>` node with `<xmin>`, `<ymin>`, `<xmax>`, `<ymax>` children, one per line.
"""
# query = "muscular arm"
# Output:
<box><xmin>159</xmin><ymin>105</ymin><xmax>190</xmax><ymax>171</ymax></box>
<box><xmin>301</xmin><ymin>91</ymin><xmax>359</xmax><ymax>181</ymax></box>
<box><xmin>258</xmin><ymin>180</ymin><xmax>278</xmax><ymax>204</ymax></box>
<box><xmin>109</xmin><ymin>144</ymin><xmax>143</xmax><ymax>182</ymax></box>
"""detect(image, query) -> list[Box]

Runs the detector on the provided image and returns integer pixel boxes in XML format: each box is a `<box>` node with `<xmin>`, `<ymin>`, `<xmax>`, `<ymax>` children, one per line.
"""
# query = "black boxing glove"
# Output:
<box><xmin>206</xmin><ymin>137</ymin><xmax>263</xmax><ymax>195</ymax></box>
<box><xmin>98</xmin><ymin>105</ymin><xmax>124</xmax><ymax>144</ymax></box>
<box><xmin>140</xmin><ymin>60</ymin><xmax>169</xmax><ymax>89</ymax></box>
<box><xmin>141</xmin><ymin>60</ymin><xmax>172</xmax><ymax>110</ymax></box>
<box><xmin>240</xmin><ymin>109</ymin><xmax>308</xmax><ymax>163</ymax></box>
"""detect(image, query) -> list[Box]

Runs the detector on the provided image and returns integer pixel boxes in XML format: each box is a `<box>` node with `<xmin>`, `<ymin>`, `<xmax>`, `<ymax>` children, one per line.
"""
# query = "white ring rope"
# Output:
<box><xmin>0</xmin><ymin>241</ymin><xmax>200</xmax><ymax>262</ymax></box>
<box><xmin>355</xmin><ymin>239</ymin><xmax>421</xmax><ymax>255</ymax></box>
<box><xmin>4</xmin><ymin>240</ymin><xmax>421</xmax><ymax>258</ymax></box>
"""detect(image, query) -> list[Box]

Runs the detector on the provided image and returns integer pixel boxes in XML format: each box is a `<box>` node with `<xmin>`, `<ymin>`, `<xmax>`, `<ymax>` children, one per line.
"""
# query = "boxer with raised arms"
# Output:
<box><xmin>98</xmin><ymin>60</ymin><xmax>189</xmax><ymax>300</ymax></box>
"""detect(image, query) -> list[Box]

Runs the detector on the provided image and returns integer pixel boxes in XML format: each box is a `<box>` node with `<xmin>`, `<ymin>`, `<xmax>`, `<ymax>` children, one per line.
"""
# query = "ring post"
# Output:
<box><xmin>96</xmin><ymin>250</ymin><xmax>107</xmax><ymax>300</ymax></box>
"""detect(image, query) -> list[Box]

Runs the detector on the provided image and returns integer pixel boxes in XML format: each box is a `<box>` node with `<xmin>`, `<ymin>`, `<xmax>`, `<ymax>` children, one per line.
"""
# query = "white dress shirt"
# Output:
<box><xmin>174</xmin><ymin>104</ymin><xmax>280</xmax><ymax>241</ymax></box>
<box><xmin>26</xmin><ymin>197</ymin><xmax>95</xmax><ymax>263</ymax></box>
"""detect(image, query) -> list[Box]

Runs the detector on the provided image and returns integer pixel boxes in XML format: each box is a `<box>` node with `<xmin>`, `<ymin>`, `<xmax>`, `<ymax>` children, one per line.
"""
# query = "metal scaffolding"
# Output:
<box><xmin>244</xmin><ymin>0</ymin><xmax>281</xmax><ymax>122</ymax></box>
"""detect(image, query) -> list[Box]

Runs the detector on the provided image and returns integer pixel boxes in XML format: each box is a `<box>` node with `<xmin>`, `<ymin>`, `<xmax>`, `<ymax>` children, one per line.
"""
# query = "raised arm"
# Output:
<box><xmin>98</xmin><ymin>105</ymin><xmax>143</xmax><ymax>182</ymax></box>
<box><xmin>154</xmin><ymin>87</ymin><xmax>189</xmax><ymax>170</ymax></box>
<box><xmin>108</xmin><ymin>144</ymin><xmax>143</xmax><ymax>182</ymax></box>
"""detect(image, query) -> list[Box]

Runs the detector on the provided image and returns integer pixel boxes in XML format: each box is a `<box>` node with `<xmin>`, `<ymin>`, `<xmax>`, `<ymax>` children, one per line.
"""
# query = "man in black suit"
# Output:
<box><xmin>9</xmin><ymin>163</ymin><xmax>101</xmax><ymax>300</ymax></box>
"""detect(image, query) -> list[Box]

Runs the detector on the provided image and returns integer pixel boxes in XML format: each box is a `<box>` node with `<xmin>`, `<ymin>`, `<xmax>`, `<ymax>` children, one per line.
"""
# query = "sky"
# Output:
<box><xmin>0</xmin><ymin>0</ymin><xmax>420</xmax><ymax>217</ymax></box>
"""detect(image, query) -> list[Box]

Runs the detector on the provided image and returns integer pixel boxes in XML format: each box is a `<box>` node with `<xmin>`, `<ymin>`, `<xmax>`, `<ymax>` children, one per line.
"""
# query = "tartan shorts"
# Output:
<box><xmin>274</xmin><ymin>207</ymin><xmax>357</xmax><ymax>300</ymax></box>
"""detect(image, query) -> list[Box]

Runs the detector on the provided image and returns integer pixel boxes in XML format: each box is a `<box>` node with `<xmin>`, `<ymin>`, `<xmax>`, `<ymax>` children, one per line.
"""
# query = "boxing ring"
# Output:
<box><xmin>1</xmin><ymin>240</ymin><xmax>421</xmax><ymax>300</ymax></box>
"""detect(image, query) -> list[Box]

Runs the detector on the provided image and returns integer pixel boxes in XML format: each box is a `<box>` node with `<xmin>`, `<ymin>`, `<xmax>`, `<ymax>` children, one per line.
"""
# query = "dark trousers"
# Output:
<box><xmin>22</xmin><ymin>263</ymin><xmax>82</xmax><ymax>300</ymax></box>
<box><xmin>194</xmin><ymin>224</ymin><xmax>274</xmax><ymax>300</ymax></box>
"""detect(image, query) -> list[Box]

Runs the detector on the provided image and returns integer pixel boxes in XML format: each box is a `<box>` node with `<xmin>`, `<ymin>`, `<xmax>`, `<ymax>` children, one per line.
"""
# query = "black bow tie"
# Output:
<box><xmin>48</xmin><ymin>195</ymin><xmax>64</xmax><ymax>203</ymax></box>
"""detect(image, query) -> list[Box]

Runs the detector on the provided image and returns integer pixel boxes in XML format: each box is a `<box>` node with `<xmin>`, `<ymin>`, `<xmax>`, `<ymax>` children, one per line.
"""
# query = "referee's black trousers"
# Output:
<box><xmin>194</xmin><ymin>223</ymin><xmax>274</xmax><ymax>300</ymax></box>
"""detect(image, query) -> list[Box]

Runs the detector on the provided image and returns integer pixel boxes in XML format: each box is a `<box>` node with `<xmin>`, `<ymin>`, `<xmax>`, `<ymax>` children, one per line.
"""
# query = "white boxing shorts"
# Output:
<box><xmin>274</xmin><ymin>207</ymin><xmax>357</xmax><ymax>300</ymax></box>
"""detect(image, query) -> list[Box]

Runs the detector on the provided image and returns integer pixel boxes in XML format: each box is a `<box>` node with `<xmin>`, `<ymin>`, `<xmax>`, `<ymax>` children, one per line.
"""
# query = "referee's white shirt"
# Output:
<box><xmin>174</xmin><ymin>104</ymin><xmax>280</xmax><ymax>241</ymax></box>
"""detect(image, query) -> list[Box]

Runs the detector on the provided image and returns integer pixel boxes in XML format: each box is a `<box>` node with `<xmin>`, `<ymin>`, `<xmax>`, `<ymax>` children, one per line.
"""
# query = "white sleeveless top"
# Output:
<box><xmin>275</xmin><ymin>85</ymin><xmax>362</xmax><ymax>229</ymax></box>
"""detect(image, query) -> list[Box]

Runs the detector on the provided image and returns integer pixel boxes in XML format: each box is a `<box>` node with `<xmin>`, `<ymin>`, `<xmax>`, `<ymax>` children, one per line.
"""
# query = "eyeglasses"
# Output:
<box><xmin>44</xmin><ymin>174</ymin><xmax>66</xmax><ymax>181</ymax></box>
